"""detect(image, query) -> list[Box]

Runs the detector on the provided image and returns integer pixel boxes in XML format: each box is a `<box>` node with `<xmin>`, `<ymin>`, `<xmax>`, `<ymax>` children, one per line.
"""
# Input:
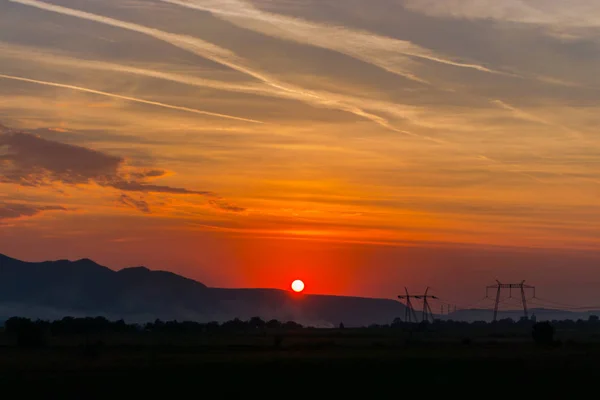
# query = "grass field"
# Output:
<box><xmin>1</xmin><ymin>329</ymin><xmax>599</xmax><ymax>394</ymax></box>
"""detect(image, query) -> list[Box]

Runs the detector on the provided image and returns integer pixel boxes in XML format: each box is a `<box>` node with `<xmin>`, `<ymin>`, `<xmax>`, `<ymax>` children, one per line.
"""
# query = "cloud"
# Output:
<box><xmin>491</xmin><ymin>100</ymin><xmax>581</xmax><ymax>139</ymax></box>
<box><xmin>0</xmin><ymin>127</ymin><xmax>121</xmax><ymax>186</ymax></box>
<box><xmin>402</xmin><ymin>0</ymin><xmax>600</xmax><ymax>29</ymax></box>
<box><xmin>0</xmin><ymin>73</ymin><xmax>263</xmax><ymax>124</ymax></box>
<box><xmin>0</xmin><ymin>42</ymin><xmax>283</xmax><ymax>99</ymax></box>
<box><xmin>118</xmin><ymin>194</ymin><xmax>150</xmax><ymax>214</ymax></box>
<box><xmin>0</xmin><ymin>202</ymin><xmax>67</xmax><ymax>220</ymax></box>
<box><xmin>160</xmin><ymin>0</ymin><xmax>507</xmax><ymax>80</ymax></box>
<box><xmin>208</xmin><ymin>199</ymin><xmax>246</xmax><ymax>213</ymax></box>
<box><xmin>4</xmin><ymin>0</ymin><xmax>430</xmax><ymax>138</ymax></box>
<box><xmin>110</xmin><ymin>181</ymin><xmax>213</xmax><ymax>196</ymax></box>
<box><xmin>0</xmin><ymin>124</ymin><xmax>217</xmax><ymax>197</ymax></box>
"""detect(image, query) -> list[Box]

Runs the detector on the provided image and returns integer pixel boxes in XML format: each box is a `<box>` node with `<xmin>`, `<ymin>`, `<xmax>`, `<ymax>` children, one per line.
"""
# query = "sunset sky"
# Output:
<box><xmin>1</xmin><ymin>0</ymin><xmax>599</xmax><ymax>305</ymax></box>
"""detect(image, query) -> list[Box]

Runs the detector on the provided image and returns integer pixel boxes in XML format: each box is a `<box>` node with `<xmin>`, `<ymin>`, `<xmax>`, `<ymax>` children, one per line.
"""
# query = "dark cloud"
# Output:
<box><xmin>110</xmin><ymin>180</ymin><xmax>213</xmax><ymax>196</ymax></box>
<box><xmin>128</xmin><ymin>169</ymin><xmax>167</xmax><ymax>180</ymax></box>
<box><xmin>0</xmin><ymin>130</ymin><xmax>121</xmax><ymax>186</ymax></box>
<box><xmin>0</xmin><ymin>202</ymin><xmax>67</xmax><ymax>220</ymax></box>
<box><xmin>208</xmin><ymin>200</ymin><xmax>246</xmax><ymax>213</ymax></box>
<box><xmin>0</xmin><ymin>124</ymin><xmax>248</xmax><ymax>217</ymax></box>
<box><xmin>118</xmin><ymin>194</ymin><xmax>150</xmax><ymax>214</ymax></box>
<box><xmin>0</xmin><ymin>124</ymin><xmax>216</xmax><ymax>197</ymax></box>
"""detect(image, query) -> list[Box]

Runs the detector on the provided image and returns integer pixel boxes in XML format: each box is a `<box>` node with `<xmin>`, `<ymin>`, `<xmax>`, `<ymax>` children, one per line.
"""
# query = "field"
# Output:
<box><xmin>1</xmin><ymin>327</ymin><xmax>599</xmax><ymax>394</ymax></box>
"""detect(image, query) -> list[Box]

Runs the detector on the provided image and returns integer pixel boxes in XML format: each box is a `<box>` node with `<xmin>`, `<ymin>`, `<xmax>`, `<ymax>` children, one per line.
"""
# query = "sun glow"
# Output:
<box><xmin>291</xmin><ymin>279</ymin><xmax>305</xmax><ymax>293</ymax></box>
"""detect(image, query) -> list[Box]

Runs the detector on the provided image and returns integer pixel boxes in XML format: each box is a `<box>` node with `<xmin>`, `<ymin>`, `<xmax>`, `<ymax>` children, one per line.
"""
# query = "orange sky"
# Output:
<box><xmin>1</xmin><ymin>0</ymin><xmax>600</xmax><ymax>305</ymax></box>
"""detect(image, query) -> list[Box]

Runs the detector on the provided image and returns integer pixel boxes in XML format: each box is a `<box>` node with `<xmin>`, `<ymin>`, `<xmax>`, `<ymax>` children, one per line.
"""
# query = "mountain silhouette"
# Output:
<box><xmin>0</xmin><ymin>254</ymin><xmax>405</xmax><ymax>327</ymax></box>
<box><xmin>443</xmin><ymin>307</ymin><xmax>600</xmax><ymax>323</ymax></box>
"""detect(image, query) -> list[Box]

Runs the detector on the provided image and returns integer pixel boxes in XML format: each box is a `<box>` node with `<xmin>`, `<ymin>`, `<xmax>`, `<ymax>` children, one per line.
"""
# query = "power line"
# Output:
<box><xmin>530</xmin><ymin>298</ymin><xmax>600</xmax><ymax>311</ymax></box>
<box><xmin>486</xmin><ymin>280</ymin><xmax>535</xmax><ymax>322</ymax></box>
<box><xmin>397</xmin><ymin>287</ymin><xmax>419</xmax><ymax>323</ymax></box>
<box><xmin>398</xmin><ymin>287</ymin><xmax>438</xmax><ymax>323</ymax></box>
<box><xmin>396</xmin><ymin>281</ymin><xmax>600</xmax><ymax>320</ymax></box>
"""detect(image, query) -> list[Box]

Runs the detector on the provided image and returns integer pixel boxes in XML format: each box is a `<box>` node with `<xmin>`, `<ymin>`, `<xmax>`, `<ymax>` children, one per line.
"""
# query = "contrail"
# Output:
<box><xmin>5</xmin><ymin>0</ymin><xmax>559</xmax><ymax>184</ymax></box>
<box><xmin>0</xmin><ymin>43</ymin><xmax>286</xmax><ymax>99</ymax></box>
<box><xmin>0</xmin><ymin>74</ymin><xmax>264</xmax><ymax>124</ymax></box>
<box><xmin>6</xmin><ymin>0</ymin><xmax>311</xmax><ymax>98</ymax></box>
<box><xmin>492</xmin><ymin>99</ymin><xmax>581</xmax><ymax>139</ymax></box>
<box><xmin>6</xmin><ymin>0</ymin><xmax>427</xmax><ymax>138</ymax></box>
<box><xmin>160</xmin><ymin>0</ymin><xmax>512</xmax><ymax>80</ymax></box>
<box><xmin>2</xmin><ymin>42</ymin><xmax>446</xmax><ymax>142</ymax></box>
<box><xmin>164</xmin><ymin>1</ymin><xmax>588</xmax><ymax>91</ymax></box>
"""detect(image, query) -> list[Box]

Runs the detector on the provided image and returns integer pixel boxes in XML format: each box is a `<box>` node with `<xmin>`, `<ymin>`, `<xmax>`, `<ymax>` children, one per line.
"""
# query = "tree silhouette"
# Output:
<box><xmin>266</xmin><ymin>319</ymin><xmax>282</xmax><ymax>329</ymax></box>
<box><xmin>249</xmin><ymin>317</ymin><xmax>266</xmax><ymax>329</ymax></box>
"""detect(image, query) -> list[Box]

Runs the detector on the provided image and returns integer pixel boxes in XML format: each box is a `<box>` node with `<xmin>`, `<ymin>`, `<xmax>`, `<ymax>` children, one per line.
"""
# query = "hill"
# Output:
<box><xmin>444</xmin><ymin>307</ymin><xmax>600</xmax><ymax>323</ymax></box>
<box><xmin>0</xmin><ymin>254</ymin><xmax>404</xmax><ymax>327</ymax></box>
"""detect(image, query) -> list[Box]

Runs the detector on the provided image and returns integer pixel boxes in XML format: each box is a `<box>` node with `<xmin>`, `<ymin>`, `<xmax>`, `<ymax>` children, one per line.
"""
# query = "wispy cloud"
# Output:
<box><xmin>2</xmin><ymin>0</ymin><xmax>600</xmax><ymax>254</ymax></box>
<box><xmin>403</xmin><ymin>0</ymin><xmax>600</xmax><ymax>29</ymax></box>
<box><xmin>0</xmin><ymin>73</ymin><xmax>263</xmax><ymax>124</ymax></box>
<box><xmin>161</xmin><ymin>0</ymin><xmax>509</xmax><ymax>80</ymax></box>
<box><xmin>118</xmin><ymin>194</ymin><xmax>150</xmax><ymax>213</ymax></box>
<box><xmin>492</xmin><ymin>99</ymin><xmax>582</xmax><ymax>139</ymax></box>
<box><xmin>0</xmin><ymin>42</ymin><xmax>285</xmax><ymax>99</ymax></box>
<box><xmin>0</xmin><ymin>201</ymin><xmax>67</xmax><ymax>221</ymax></box>
<box><xmin>209</xmin><ymin>199</ymin><xmax>246</xmax><ymax>213</ymax></box>
<box><xmin>7</xmin><ymin>0</ymin><xmax>567</xmax><ymax>153</ymax></box>
<box><xmin>5</xmin><ymin>0</ymin><xmax>433</xmax><ymax>137</ymax></box>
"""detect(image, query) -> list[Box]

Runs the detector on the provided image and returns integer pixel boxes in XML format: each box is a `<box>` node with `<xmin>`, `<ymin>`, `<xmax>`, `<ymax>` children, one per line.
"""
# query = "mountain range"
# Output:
<box><xmin>1</xmin><ymin>254</ymin><xmax>593</xmax><ymax>326</ymax></box>
<box><xmin>442</xmin><ymin>308</ymin><xmax>600</xmax><ymax>323</ymax></box>
<box><xmin>0</xmin><ymin>254</ymin><xmax>406</xmax><ymax>327</ymax></box>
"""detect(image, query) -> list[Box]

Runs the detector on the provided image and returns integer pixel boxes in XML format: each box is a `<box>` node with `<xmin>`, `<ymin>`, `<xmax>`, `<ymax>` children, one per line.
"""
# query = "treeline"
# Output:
<box><xmin>4</xmin><ymin>315</ymin><xmax>600</xmax><ymax>336</ymax></box>
<box><xmin>3</xmin><ymin>315</ymin><xmax>600</xmax><ymax>343</ymax></box>
<box><xmin>1</xmin><ymin>316</ymin><xmax>306</xmax><ymax>348</ymax></box>
<box><xmin>2</xmin><ymin>316</ymin><xmax>305</xmax><ymax>336</ymax></box>
<box><xmin>3</xmin><ymin>315</ymin><xmax>599</xmax><ymax>348</ymax></box>
<box><xmin>376</xmin><ymin>315</ymin><xmax>600</xmax><ymax>330</ymax></box>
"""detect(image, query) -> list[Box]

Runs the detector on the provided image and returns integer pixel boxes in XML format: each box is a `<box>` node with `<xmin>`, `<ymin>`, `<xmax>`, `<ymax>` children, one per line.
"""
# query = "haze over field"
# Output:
<box><xmin>1</xmin><ymin>0</ymin><xmax>599</xmax><ymax>305</ymax></box>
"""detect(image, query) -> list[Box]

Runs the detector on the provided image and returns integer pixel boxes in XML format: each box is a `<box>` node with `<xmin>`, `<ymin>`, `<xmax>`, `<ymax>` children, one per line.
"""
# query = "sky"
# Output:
<box><xmin>1</xmin><ymin>0</ymin><xmax>599</xmax><ymax>306</ymax></box>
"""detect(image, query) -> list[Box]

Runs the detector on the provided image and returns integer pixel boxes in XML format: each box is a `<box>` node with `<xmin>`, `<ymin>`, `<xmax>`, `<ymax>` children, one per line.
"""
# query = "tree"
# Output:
<box><xmin>266</xmin><ymin>319</ymin><xmax>282</xmax><ymax>329</ymax></box>
<box><xmin>283</xmin><ymin>321</ymin><xmax>303</xmax><ymax>330</ymax></box>
<box><xmin>249</xmin><ymin>317</ymin><xmax>266</xmax><ymax>329</ymax></box>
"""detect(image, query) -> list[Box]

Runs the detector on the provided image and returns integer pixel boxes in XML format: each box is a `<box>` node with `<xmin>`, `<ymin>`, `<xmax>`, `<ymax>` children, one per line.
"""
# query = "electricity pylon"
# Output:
<box><xmin>398</xmin><ymin>287</ymin><xmax>419</xmax><ymax>323</ymax></box>
<box><xmin>414</xmin><ymin>287</ymin><xmax>438</xmax><ymax>323</ymax></box>
<box><xmin>486</xmin><ymin>280</ymin><xmax>536</xmax><ymax>322</ymax></box>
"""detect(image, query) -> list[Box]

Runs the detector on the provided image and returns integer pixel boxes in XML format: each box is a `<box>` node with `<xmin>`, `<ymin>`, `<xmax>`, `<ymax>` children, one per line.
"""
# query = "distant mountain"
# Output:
<box><xmin>443</xmin><ymin>308</ymin><xmax>600</xmax><ymax>323</ymax></box>
<box><xmin>0</xmin><ymin>254</ymin><xmax>405</xmax><ymax>327</ymax></box>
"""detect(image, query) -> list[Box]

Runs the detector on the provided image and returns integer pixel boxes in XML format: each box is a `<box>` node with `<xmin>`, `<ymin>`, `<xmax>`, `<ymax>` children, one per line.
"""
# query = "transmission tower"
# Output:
<box><xmin>414</xmin><ymin>287</ymin><xmax>438</xmax><ymax>323</ymax></box>
<box><xmin>486</xmin><ymin>280</ymin><xmax>536</xmax><ymax>322</ymax></box>
<box><xmin>398</xmin><ymin>287</ymin><xmax>419</xmax><ymax>323</ymax></box>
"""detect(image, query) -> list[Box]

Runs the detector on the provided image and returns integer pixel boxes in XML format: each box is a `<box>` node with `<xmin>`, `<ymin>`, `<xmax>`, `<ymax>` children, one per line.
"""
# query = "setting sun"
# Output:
<box><xmin>291</xmin><ymin>279</ymin><xmax>305</xmax><ymax>293</ymax></box>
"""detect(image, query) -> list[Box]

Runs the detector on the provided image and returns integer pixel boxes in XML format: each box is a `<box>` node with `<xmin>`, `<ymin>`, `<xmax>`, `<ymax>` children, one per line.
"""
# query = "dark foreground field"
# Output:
<box><xmin>1</xmin><ymin>335</ymin><xmax>599</xmax><ymax>395</ymax></box>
